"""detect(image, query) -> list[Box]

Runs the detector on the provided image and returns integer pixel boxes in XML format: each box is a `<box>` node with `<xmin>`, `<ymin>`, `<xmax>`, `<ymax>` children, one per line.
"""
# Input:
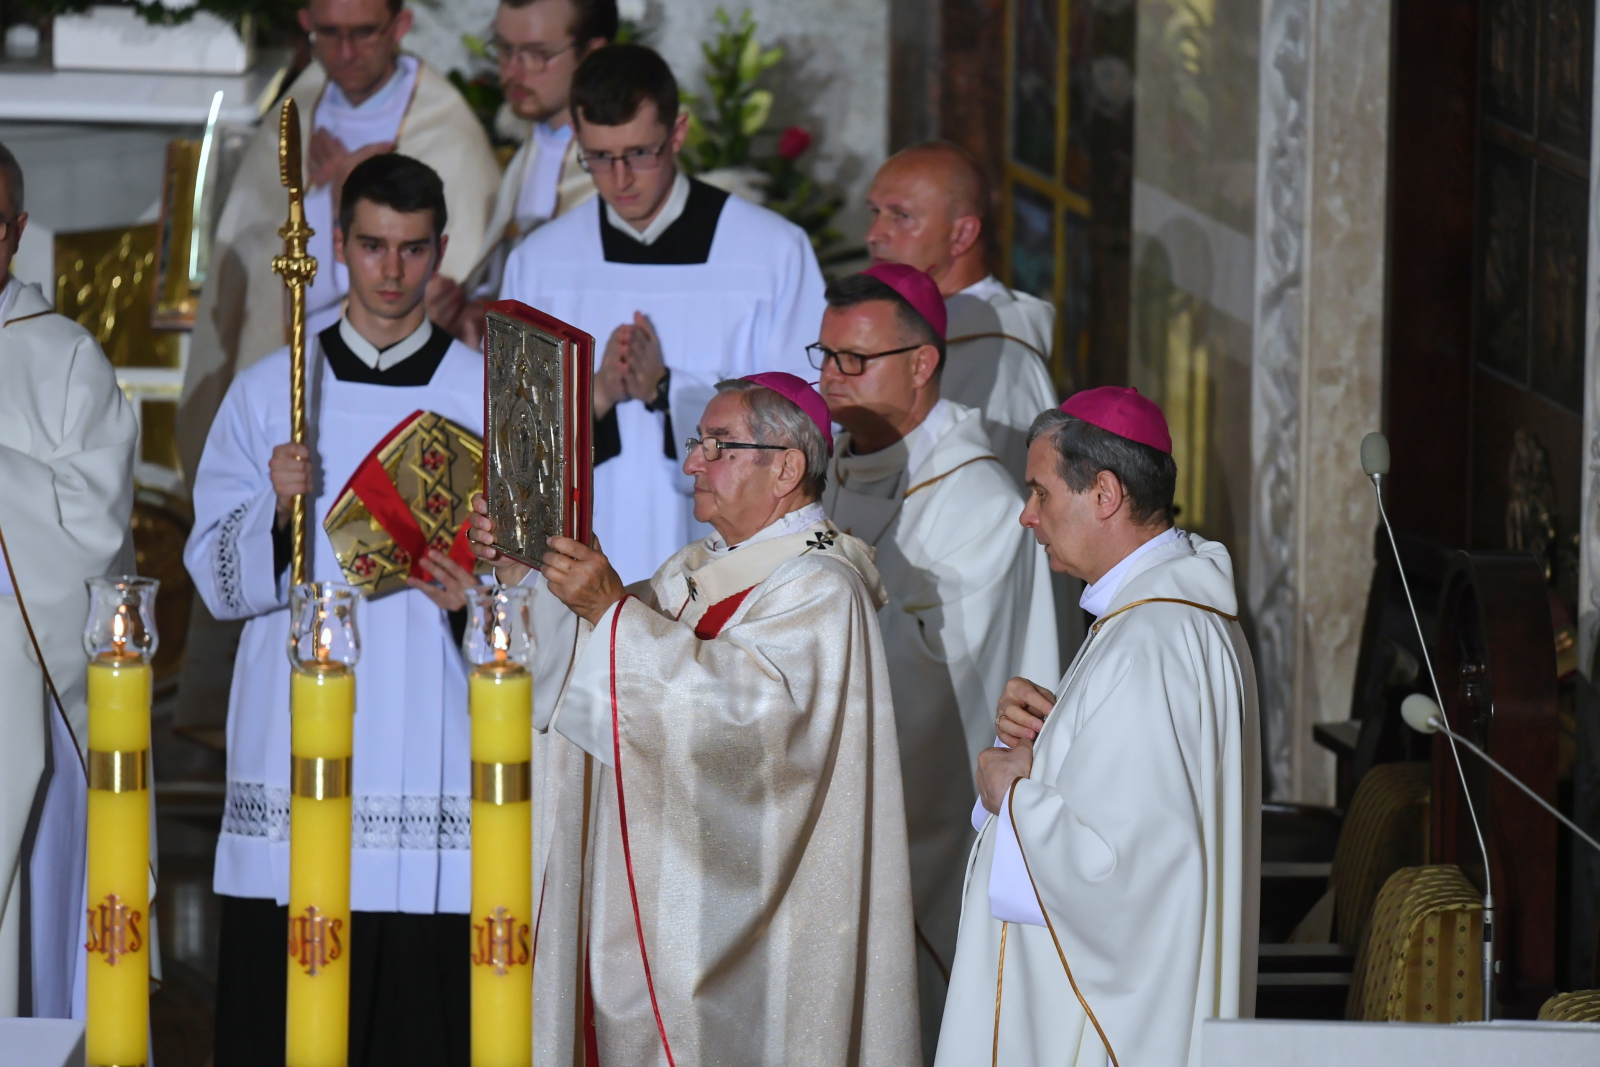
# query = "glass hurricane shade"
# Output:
<box><xmin>83</xmin><ymin>576</ymin><xmax>160</xmax><ymax>663</ymax></box>
<box><xmin>461</xmin><ymin>586</ymin><xmax>536</xmax><ymax>670</ymax></box>
<box><xmin>287</xmin><ymin>582</ymin><xmax>361</xmax><ymax>670</ymax></box>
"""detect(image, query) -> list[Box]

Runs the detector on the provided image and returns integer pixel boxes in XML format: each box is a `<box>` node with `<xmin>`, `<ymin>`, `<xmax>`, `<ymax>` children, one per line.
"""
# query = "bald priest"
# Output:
<box><xmin>936</xmin><ymin>388</ymin><xmax>1260</xmax><ymax>1067</ymax></box>
<box><xmin>469</xmin><ymin>373</ymin><xmax>918</xmax><ymax>1066</ymax></box>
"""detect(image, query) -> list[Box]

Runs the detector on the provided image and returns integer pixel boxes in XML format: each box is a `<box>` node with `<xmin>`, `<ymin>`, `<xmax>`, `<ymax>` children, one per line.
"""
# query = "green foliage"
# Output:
<box><xmin>679</xmin><ymin>8</ymin><xmax>857</xmax><ymax>265</ymax></box>
<box><xmin>17</xmin><ymin>0</ymin><xmax>303</xmax><ymax>37</ymax></box>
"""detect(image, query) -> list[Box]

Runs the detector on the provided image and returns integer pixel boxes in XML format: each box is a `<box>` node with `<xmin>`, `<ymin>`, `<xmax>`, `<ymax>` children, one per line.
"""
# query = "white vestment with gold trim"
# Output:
<box><xmin>0</xmin><ymin>279</ymin><xmax>137</xmax><ymax>1016</ymax></box>
<box><xmin>935</xmin><ymin>534</ymin><xmax>1260</xmax><ymax>1067</ymax></box>
<box><xmin>824</xmin><ymin>400</ymin><xmax>1057</xmax><ymax>1056</ymax></box>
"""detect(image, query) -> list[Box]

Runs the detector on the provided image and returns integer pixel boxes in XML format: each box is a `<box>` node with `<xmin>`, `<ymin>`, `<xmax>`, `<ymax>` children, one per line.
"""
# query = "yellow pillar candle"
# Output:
<box><xmin>85</xmin><ymin>654</ymin><xmax>151</xmax><ymax>1067</ymax></box>
<box><xmin>286</xmin><ymin>663</ymin><xmax>355</xmax><ymax>1067</ymax></box>
<box><xmin>469</xmin><ymin>661</ymin><xmax>534</xmax><ymax>1067</ymax></box>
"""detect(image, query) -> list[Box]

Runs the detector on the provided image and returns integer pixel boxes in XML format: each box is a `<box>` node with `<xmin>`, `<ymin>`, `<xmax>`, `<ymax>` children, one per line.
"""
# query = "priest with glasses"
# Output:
<box><xmin>468</xmin><ymin>373</ymin><xmax>919</xmax><ymax>1066</ymax></box>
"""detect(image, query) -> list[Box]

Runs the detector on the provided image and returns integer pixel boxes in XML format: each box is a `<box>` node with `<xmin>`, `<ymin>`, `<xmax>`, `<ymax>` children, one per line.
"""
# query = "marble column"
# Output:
<box><xmin>1132</xmin><ymin>0</ymin><xmax>1393</xmax><ymax>803</ymax></box>
<box><xmin>1249</xmin><ymin>0</ymin><xmax>1390</xmax><ymax>802</ymax></box>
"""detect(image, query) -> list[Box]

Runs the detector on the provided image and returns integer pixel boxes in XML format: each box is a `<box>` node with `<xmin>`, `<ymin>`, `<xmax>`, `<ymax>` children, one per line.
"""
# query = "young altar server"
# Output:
<box><xmin>186</xmin><ymin>154</ymin><xmax>486</xmax><ymax>1067</ymax></box>
<box><xmin>936</xmin><ymin>389</ymin><xmax>1260</xmax><ymax>1067</ymax></box>
<box><xmin>0</xmin><ymin>142</ymin><xmax>138</xmax><ymax>1019</ymax></box>
<box><xmin>865</xmin><ymin>141</ymin><xmax>1058</xmax><ymax>487</ymax></box>
<box><xmin>179</xmin><ymin>0</ymin><xmax>499</xmax><ymax>475</ymax></box>
<box><xmin>431</xmin><ymin>0</ymin><xmax>615</xmax><ymax>346</ymax></box>
<box><xmin>501</xmin><ymin>43</ymin><xmax>825</xmax><ymax>584</ymax></box>
<box><xmin>468</xmin><ymin>374</ymin><xmax>920</xmax><ymax>1067</ymax></box>
<box><xmin>817</xmin><ymin>264</ymin><xmax>1057</xmax><ymax>1057</ymax></box>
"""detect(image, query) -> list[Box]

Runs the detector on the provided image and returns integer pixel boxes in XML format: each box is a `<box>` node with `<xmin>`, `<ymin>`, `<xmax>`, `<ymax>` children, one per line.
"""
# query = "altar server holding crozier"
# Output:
<box><xmin>180</xmin><ymin>0</ymin><xmax>499</xmax><ymax>473</ymax></box>
<box><xmin>501</xmin><ymin>43</ymin><xmax>825</xmax><ymax>584</ymax></box>
<box><xmin>935</xmin><ymin>387</ymin><xmax>1260</xmax><ymax>1067</ymax></box>
<box><xmin>817</xmin><ymin>263</ymin><xmax>1057</xmax><ymax>1058</ymax></box>
<box><xmin>469</xmin><ymin>374</ymin><xmax>919</xmax><ymax>1067</ymax></box>
<box><xmin>0</xmin><ymin>141</ymin><xmax>138</xmax><ymax>1019</ymax></box>
<box><xmin>186</xmin><ymin>155</ymin><xmax>488</xmax><ymax>1067</ymax></box>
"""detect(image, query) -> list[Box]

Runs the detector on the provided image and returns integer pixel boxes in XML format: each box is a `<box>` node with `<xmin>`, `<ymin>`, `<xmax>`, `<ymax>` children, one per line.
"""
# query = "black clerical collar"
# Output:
<box><xmin>319</xmin><ymin>320</ymin><xmax>454</xmax><ymax>385</ymax></box>
<box><xmin>598</xmin><ymin>178</ymin><xmax>729</xmax><ymax>265</ymax></box>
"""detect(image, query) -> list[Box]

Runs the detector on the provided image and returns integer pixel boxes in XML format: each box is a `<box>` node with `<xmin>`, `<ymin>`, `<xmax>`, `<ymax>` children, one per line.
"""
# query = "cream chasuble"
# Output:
<box><xmin>941</xmin><ymin>277</ymin><xmax>1058</xmax><ymax>486</ymax></box>
<box><xmin>524</xmin><ymin>513</ymin><xmax>920</xmax><ymax>1066</ymax></box>
<box><xmin>935</xmin><ymin>533</ymin><xmax>1260</xmax><ymax>1067</ymax></box>
<box><xmin>0</xmin><ymin>279</ymin><xmax>137</xmax><ymax>1016</ymax></box>
<box><xmin>823</xmin><ymin>400</ymin><xmax>1057</xmax><ymax>1057</ymax></box>
<box><xmin>178</xmin><ymin>55</ymin><xmax>499</xmax><ymax>475</ymax></box>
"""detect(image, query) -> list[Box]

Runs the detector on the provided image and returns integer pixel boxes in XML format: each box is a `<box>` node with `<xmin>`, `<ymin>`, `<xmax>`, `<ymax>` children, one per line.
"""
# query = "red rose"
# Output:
<box><xmin>777</xmin><ymin>126</ymin><xmax>813</xmax><ymax>161</ymax></box>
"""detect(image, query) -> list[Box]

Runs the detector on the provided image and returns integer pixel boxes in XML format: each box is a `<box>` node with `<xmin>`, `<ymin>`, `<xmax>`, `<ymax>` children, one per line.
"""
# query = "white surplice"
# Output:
<box><xmin>500</xmin><ymin>178</ymin><xmax>824</xmax><ymax>584</ymax></box>
<box><xmin>465</xmin><ymin>122</ymin><xmax>595</xmax><ymax>299</ymax></box>
<box><xmin>0</xmin><ymin>278</ymin><xmax>136</xmax><ymax>1016</ymax></box>
<box><xmin>179</xmin><ymin>54</ymin><xmax>500</xmax><ymax>475</ymax></box>
<box><xmin>935</xmin><ymin>533</ymin><xmax>1260</xmax><ymax>1067</ymax></box>
<box><xmin>941</xmin><ymin>276</ymin><xmax>1058</xmax><ymax>487</ymax></box>
<box><xmin>823</xmin><ymin>399</ymin><xmax>1057</xmax><ymax>1056</ymax></box>
<box><xmin>522</xmin><ymin>512</ymin><xmax>920</xmax><ymax>1066</ymax></box>
<box><xmin>183</xmin><ymin>326</ymin><xmax>484</xmax><ymax>913</ymax></box>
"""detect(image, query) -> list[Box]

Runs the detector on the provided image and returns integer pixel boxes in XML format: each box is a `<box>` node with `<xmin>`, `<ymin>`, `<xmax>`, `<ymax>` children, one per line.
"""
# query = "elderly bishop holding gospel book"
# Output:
<box><xmin>470</xmin><ymin>373</ymin><xmax>919</xmax><ymax>1067</ymax></box>
<box><xmin>936</xmin><ymin>388</ymin><xmax>1260</xmax><ymax>1067</ymax></box>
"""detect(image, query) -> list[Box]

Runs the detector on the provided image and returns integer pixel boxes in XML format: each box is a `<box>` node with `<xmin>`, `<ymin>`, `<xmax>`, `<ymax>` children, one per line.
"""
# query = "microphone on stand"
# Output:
<box><xmin>1401</xmin><ymin>693</ymin><xmax>1600</xmax><ymax>858</ymax></box>
<box><xmin>1360</xmin><ymin>432</ymin><xmax>1497</xmax><ymax>1019</ymax></box>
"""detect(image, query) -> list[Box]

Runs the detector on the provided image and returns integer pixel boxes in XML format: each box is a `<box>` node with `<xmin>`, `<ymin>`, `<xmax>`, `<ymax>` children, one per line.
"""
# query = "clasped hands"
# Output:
<box><xmin>465</xmin><ymin>494</ymin><xmax>625</xmax><ymax>625</ymax></box>
<box><xmin>593</xmin><ymin>312</ymin><xmax>667</xmax><ymax>419</ymax></box>
<box><xmin>977</xmin><ymin>677</ymin><xmax>1056</xmax><ymax>815</ymax></box>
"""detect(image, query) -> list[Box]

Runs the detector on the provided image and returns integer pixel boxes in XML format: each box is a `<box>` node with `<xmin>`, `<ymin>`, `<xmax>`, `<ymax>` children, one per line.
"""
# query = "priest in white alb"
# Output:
<box><xmin>936</xmin><ymin>388</ymin><xmax>1259</xmax><ymax>1067</ymax></box>
<box><xmin>468</xmin><ymin>373</ymin><xmax>919</xmax><ymax>1066</ymax></box>
<box><xmin>501</xmin><ymin>43</ymin><xmax>824</xmax><ymax>584</ymax></box>
<box><xmin>179</xmin><ymin>0</ymin><xmax>499</xmax><ymax>474</ymax></box>
<box><xmin>0</xmin><ymin>142</ymin><xmax>138</xmax><ymax>1019</ymax></box>
<box><xmin>430</xmin><ymin>0</ymin><xmax>614</xmax><ymax>347</ymax></box>
<box><xmin>814</xmin><ymin>263</ymin><xmax>1057</xmax><ymax>1056</ymax></box>
<box><xmin>864</xmin><ymin>141</ymin><xmax>1057</xmax><ymax>486</ymax></box>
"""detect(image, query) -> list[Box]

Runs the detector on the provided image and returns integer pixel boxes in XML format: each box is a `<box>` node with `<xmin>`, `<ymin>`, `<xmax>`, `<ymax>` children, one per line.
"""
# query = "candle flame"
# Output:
<box><xmin>111</xmin><ymin>607</ymin><xmax>127</xmax><ymax>655</ymax></box>
<box><xmin>492</xmin><ymin>623</ymin><xmax>509</xmax><ymax>662</ymax></box>
<box><xmin>317</xmin><ymin>625</ymin><xmax>333</xmax><ymax>662</ymax></box>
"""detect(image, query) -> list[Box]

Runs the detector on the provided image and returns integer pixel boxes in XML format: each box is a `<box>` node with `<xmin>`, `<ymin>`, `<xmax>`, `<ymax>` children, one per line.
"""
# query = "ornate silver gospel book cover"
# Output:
<box><xmin>482</xmin><ymin>301</ymin><xmax>594</xmax><ymax>567</ymax></box>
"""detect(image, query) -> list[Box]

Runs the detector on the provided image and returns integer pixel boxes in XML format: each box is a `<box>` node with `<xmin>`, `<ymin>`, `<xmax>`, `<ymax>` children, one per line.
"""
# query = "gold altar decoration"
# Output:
<box><xmin>286</xmin><ymin>583</ymin><xmax>360</xmax><ymax>1067</ymax></box>
<box><xmin>83</xmin><ymin>576</ymin><xmax>159</xmax><ymax>1067</ymax></box>
<box><xmin>55</xmin><ymin>224</ymin><xmax>181</xmax><ymax>369</ymax></box>
<box><xmin>463</xmin><ymin>587</ymin><xmax>537</xmax><ymax>1067</ymax></box>
<box><xmin>322</xmin><ymin>411</ymin><xmax>485</xmax><ymax>599</ymax></box>
<box><xmin>152</xmin><ymin>139</ymin><xmax>202</xmax><ymax>328</ymax></box>
<box><xmin>1348</xmin><ymin>864</ymin><xmax>1483</xmax><ymax>1023</ymax></box>
<box><xmin>272</xmin><ymin>96</ymin><xmax>317</xmax><ymax>589</ymax></box>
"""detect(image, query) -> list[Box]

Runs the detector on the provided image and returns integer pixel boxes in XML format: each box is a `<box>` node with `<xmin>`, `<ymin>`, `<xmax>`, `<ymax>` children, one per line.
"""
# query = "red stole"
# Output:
<box><xmin>692</xmin><ymin>587</ymin><xmax>756</xmax><ymax>640</ymax></box>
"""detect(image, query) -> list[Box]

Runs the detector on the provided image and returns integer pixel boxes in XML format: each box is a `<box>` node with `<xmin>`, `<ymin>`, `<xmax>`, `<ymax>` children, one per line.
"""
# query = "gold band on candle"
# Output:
<box><xmin>291</xmin><ymin>756</ymin><xmax>352</xmax><ymax>800</ymax></box>
<box><xmin>472</xmin><ymin>760</ymin><xmax>531</xmax><ymax>805</ymax></box>
<box><xmin>87</xmin><ymin>749</ymin><xmax>148</xmax><ymax>793</ymax></box>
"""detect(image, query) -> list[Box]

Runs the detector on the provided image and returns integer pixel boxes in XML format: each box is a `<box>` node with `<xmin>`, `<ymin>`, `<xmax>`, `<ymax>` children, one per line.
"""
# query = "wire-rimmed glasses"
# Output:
<box><xmin>485</xmin><ymin>35</ymin><xmax>576</xmax><ymax>72</ymax></box>
<box><xmin>684</xmin><ymin>437</ymin><xmax>791</xmax><ymax>462</ymax></box>
<box><xmin>578</xmin><ymin>140</ymin><xmax>672</xmax><ymax>174</ymax></box>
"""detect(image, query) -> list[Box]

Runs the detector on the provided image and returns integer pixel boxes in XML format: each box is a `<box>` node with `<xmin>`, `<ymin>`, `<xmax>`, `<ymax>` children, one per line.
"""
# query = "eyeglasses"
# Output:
<box><xmin>485</xmin><ymin>36</ymin><xmax>575</xmax><ymax>72</ymax></box>
<box><xmin>684</xmin><ymin>437</ymin><xmax>791</xmax><ymax>462</ymax></box>
<box><xmin>308</xmin><ymin>15</ymin><xmax>397</xmax><ymax>49</ymax></box>
<box><xmin>806</xmin><ymin>341</ymin><xmax>924</xmax><ymax>376</ymax></box>
<box><xmin>579</xmin><ymin>140</ymin><xmax>672</xmax><ymax>174</ymax></box>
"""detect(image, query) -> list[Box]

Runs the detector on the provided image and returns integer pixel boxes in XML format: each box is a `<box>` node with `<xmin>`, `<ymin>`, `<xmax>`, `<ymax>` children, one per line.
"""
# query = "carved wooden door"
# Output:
<box><xmin>1470</xmin><ymin>0</ymin><xmax>1591</xmax><ymax>609</ymax></box>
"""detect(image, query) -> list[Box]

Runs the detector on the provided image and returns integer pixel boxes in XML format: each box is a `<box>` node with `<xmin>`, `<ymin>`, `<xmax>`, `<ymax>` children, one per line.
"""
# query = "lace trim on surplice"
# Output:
<box><xmin>221</xmin><ymin>782</ymin><xmax>470</xmax><ymax>850</ymax></box>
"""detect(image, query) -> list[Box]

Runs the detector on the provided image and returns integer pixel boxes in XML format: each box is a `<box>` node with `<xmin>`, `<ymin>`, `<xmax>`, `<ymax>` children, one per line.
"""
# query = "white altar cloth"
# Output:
<box><xmin>1202</xmin><ymin>1017</ymin><xmax>1600</xmax><ymax>1067</ymax></box>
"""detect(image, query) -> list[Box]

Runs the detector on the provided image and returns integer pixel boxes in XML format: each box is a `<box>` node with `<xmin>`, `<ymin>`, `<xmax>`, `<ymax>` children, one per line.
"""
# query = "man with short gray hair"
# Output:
<box><xmin>467</xmin><ymin>372</ymin><xmax>919</xmax><ymax>1066</ymax></box>
<box><xmin>817</xmin><ymin>262</ymin><xmax>1058</xmax><ymax>1057</ymax></box>
<box><xmin>0</xmin><ymin>139</ymin><xmax>138</xmax><ymax>1018</ymax></box>
<box><xmin>936</xmin><ymin>387</ymin><xmax>1259</xmax><ymax>1067</ymax></box>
